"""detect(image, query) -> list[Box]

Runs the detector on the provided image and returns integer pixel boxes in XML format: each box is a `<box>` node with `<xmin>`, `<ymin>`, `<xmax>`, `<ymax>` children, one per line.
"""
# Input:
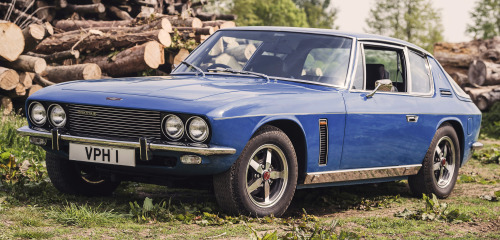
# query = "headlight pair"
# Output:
<box><xmin>29</xmin><ymin>102</ymin><xmax>66</xmax><ymax>127</ymax></box>
<box><xmin>162</xmin><ymin>114</ymin><xmax>209</xmax><ymax>142</ymax></box>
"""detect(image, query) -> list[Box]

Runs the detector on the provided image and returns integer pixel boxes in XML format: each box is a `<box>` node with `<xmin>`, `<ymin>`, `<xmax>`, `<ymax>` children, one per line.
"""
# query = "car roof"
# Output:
<box><xmin>219</xmin><ymin>26</ymin><xmax>432</xmax><ymax>56</ymax></box>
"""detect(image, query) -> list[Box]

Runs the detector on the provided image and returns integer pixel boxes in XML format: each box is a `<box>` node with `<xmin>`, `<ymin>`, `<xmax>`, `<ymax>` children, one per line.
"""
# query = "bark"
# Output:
<box><xmin>202</xmin><ymin>20</ymin><xmax>235</xmax><ymax>29</ymax></box>
<box><xmin>476</xmin><ymin>88</ymin><xmax>500</xmax><ymax>111</ymax></box>
<box><xmin>195</xmin><ymin>12</ymin><xmax>236</xmax><ymax>21</ymax></box>
<box><xmin>22</xmin><ymin>23</ymin><xmax>46</xmax><ymax>53</ymax></box>
<box><xmin>27</xmin><ymin>50</ymin><xmax>80</xmax><ymax>63</ymax></box>
<box><xmin>449</xmin><ymin>72</ymin><xmax>468</xmax><ymax>87</ymax></box>
<box><xmin>464</xmin><ymin>85</ymin><xmax>499</xmax><ymax>102</ymax></box>
<box><xmin>0</xmin><ymin>21</ymin><xmax>24</xmax><ymax>62</ymax></box>
<box><xmin>43</xmin><ymin>64</ymin><xmax>102</xmax><ymax>83</ymax></box>
<box><xmin>107</xmin><ymin>5</ymin><xmax>133</xmax><ymax>20</ymax></box>
<box><xmin>66</xmin><ymin>3</ymin><xmax>106</xmax><ymax>14</ymax></box>
<box><xmin>84</xmin><ymin>41</ymin><xmax>164</xmax><ymax>77</ymax></box>
<box><xmin>173</xmin><ymin>27</ymin><xmax>214</xmax><ymax>35</ymax></box>
<box><xmin>3</xmin><ymin>83</ymin><xmax>26</xmax><ymax>98</ymax></box>
<box><xmin>0</xmin><ymin>67</ymin><xmax>20</xmax><ymax>91</ymax></box>
<box><xmin>1</xmin><ymin>96</ymin><xmax>13</xmax><ymax>115</ymax></box>
<box><xmin>54</xmin><ymin>19</ymin><xmax>134</xmax><ymax>31</ymax></box>
<box><xmin>1</xmin><ymin>55</ymin><xmax>47</xmax><ymax>74</ymax></box>
<box><xmin>165</xmin><ymin>16</ymin><xmax>202</xmax><ymax>28</ymax></box>
<box><xmin>36</xmin><ymin>29</ymin><xmax>171</xmax><ymax>53</ymax></box>
<box><xmin>468</xmin><ymin>60</ymin><xmax>500</xmax><ymax>86</ymax></box>
<box><xmin>35</xmin><ymin>1</ymin><xmax>55</xmax><ymax>22</ymax></box>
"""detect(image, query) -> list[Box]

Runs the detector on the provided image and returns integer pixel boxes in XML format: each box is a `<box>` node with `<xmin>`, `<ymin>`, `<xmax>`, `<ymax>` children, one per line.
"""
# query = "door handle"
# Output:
<box><xmin>406</xmin><ymin>115</ymin><xmax>419</xmax><ymax>123</ymax></box>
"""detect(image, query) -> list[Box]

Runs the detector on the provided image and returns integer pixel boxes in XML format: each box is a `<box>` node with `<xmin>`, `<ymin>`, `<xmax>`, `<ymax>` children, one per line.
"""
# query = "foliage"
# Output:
<box><xmin>294</xmin><ymin>0</ymin><xmax>338</xmax><ymax>29</ymax></box>
<box><xmin>0</xmin><ymin>113</ymin><xmax>46</xmax><ymax>190</ymax></box>
<box><xmin>129</xmin><ymin>197</ymin><xmax>175</xmax><ymax>223</ymax></box>
<box><xmin>365</xmin><ymin>0</ymin><xmax>443</xmax><ymax>52</ymax></box>
<box><xmin>480</xmin><ymin>102</ymin><xmax>500</xmax><ymax>139</ymax></box>
<box><xmin>233</xmin><ymin>0</ymin><xmax>308</xmax><ymax>27</ymax></box>
<box><xmin>472</xmin><ymin>143</ymin><xmax>500</xmax><ymax>164</ymax></box>
<box><xmin>466</xmin><ymin>0</ymin><xmax>500</xmax><ymax>39</ymax></box>
<box><xmin>49</xmin><ymin>203</ymin><xmax>119</xmax><ymax>227</ymax></box>
<box><xmin>395</xmin><ymin>194</ymin><xmax>472</xmax><ymax>223</ymax></box>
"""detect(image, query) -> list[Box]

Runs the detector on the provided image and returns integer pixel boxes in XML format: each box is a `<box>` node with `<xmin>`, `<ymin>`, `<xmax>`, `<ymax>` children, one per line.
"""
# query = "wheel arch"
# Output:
<box><xmin>437</xmin><ymin>118</ymin><xmax>465</xmax><ymax>166</ymax></box>
<box><xmin>252</xmin><ymin>118</ymin><xmax>308</xmax><ymax>183</ymax></box>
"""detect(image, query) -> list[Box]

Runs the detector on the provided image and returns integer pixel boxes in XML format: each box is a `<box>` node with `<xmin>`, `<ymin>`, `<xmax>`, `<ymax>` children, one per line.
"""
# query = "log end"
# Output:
<box><xmin>161</xmin><ymin>18</ymin><xmax>173</xmax><ymax>32</ymax></box>
<box><xmin>468</xmin><ymin>60</ymin><xmax>487</xmax><ymax>86</ymax></box>
<box><xmin>1</xmin><ymin>96</ymin><xmax>13</xmax><ymax>115</ymax></box>
<box><xmin>144</xmin><ymin>41</ymin><xmax>164</xmax><ymax>69</ymax></box>
<box><xmin>476</xmin><ymin>95</ymin><xmax>489</xmax><ymax>111</ymax></box>
<box><xmin>158</xmin><ymin>30</ymin><xmax>172</xmax><ymax>48</ymax></box>
<box><xmin>33</xmin><ymin>58</ymin><xmax>48</xmax><ymax>74</ymax></box>
<box><xmin>82</xmin><ymin>64</ymin><xmax>102</xmax><ymax>80</ymax></box>
<box><xmin>0</xmin><ymin>22</ymin><xmax>25</xmax><ymax>62</ymax></box>
<box><xmin>28</xmin><ymin>84</ymin><xmax>43</xmax><ymax>96</ymax></box>
<box><xmin>27</xmin><ymin>24</ymin><xmax>46</xmax><ymax>40</ymax></box>
<box><xmin>0</xmin><ymin>68</ymin><xmax>20</xmax><ymax>91</ymax></box>
<box><xmin>192</xmin><ymin>18</ymin><xmax>203</xmax><ymax>28</ymax></box>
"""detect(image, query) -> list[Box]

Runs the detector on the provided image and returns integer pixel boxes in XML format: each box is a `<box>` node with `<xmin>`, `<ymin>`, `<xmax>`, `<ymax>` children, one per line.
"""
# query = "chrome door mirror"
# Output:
<box><xmin>366</xmin><ymin>79</ymin><xmax>393</xmax><ymax>98</ymax></box>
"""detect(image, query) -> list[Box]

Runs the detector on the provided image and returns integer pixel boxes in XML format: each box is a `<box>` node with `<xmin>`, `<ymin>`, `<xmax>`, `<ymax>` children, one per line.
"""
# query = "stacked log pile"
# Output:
<box><xmin>434</xmin><ymin>37</ymin><xmax>500</xmax><ymax>111</ymax></box>
<box><xmin>0</xmin><ymin>0</ymin><xmax>237</xmax><ymax>114</ymax></box>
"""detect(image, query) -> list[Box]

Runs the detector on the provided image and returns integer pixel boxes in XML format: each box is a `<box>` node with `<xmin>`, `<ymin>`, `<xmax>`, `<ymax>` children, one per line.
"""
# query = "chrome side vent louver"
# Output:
<box><xmin>319</xmin><ymin>119</ymin><xmax>328</xmax><ymax>165</ymax></box>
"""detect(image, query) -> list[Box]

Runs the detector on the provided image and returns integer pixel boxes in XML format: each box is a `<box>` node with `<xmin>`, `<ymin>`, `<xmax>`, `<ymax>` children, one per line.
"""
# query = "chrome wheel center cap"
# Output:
<box><xmin>263</xmin><ymin>171</ymin><xmax>271</xmax><ymax>181</ymax></box>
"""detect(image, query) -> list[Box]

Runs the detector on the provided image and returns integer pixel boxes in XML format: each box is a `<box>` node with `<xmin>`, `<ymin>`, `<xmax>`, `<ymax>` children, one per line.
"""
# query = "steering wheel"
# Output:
<box><xmin>207</xmin><ymin>63</ymin><xmax>231</xmax><ymax>70</ymax></box>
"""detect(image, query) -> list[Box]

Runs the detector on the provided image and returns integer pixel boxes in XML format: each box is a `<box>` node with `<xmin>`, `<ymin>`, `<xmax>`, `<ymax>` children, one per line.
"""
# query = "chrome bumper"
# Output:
<box><xmin>17</xmin><ymin>126</ymin><xmax>236</xmax><ymax>156</ymax></box>
<box><xmin>472</xmin><ymin>142</ymin><xmax>483</xmax><ymax>150</ymax></box>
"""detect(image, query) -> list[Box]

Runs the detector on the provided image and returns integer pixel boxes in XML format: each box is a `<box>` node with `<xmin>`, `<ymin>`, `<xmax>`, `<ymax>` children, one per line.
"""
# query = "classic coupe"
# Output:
<box><xmin>18</xmin><ymin>27</ymin><xmax>482</xmax><ymax>217</ymax></box>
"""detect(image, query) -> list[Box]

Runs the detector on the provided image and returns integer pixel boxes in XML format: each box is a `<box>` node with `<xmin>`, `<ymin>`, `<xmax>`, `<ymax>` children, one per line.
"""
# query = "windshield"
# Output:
<box><xmin>173</xmin><ymin>30</ymin><xmax>353</xmax><ymax>86</ymax></box>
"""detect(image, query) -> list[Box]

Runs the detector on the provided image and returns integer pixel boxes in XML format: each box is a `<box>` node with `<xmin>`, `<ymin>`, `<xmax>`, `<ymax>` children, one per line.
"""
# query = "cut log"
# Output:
<box><xmin>19</xmin><ymin>72</ymin><xmax>34</xmax><ymax>89</ymax></box>
<box><xmin>225</xmin><ymin>44</ymin><xmax>256</xmax><ymax>62</ymax></box>
<box><xmin>2</xmin><ymin>55</ymin><xmax>47</xmax><ymax>74</ymax></box>
<box><xmin>67</xmin><ymin>3</ymin><xmax>106</xmax><ymax>14</ymax></box>
<box><xmin>34</xmin><ymin>74</ymin><xmax>55</xmax><ymax>87</ymax></box>
<box><xmin>468</xmin><ymin>60</ymin><xmax>500</xmax><ymax>86</ymax></box>
<box><xmin>28</xmin><ymin>84</ymin><xmax>43</xmax><ymax>96</ymax></box>
<box><xmin>36</xmin><ymin>29</ymin><xmax>171</xmax><ymax>53</ymax></box>
<box><xmin>27</xmin><ymin>50</ymin><xmax>80</xmax><ymax>63</ymax></box>
<box><xmin>43</xmin><ymin>64</ymin><xmax>102</xmax><ymax>83</ymax></box>
<box><xmin>195</xmin><ymin>12</ymin><xmax>237</xmax><ymax>21</ymax></box>
<box><xmin>173</xmin><ymin>27</ymin><xmax>214</xmax><ymax>35</ymax></box>
<box><xmin>54</xmin><ymin>19</ymin><xmax>134</xmax><ymax>31</ymax></box>
<box><xmin>3</xmin><ymin>83</ymin><xmax>27</xmax><ymax>98</ymax></box>
<box><xmin>214</xmin><ymin>53</ymin><xmax>241</xmax><ymax>70</ymax></box>
<box><xmin>476</xmin><ymin>88</ymin><xmax>500</xmax><ymax>111</ymax></box>
<box><xmin>55</xmin><ymin>0</ymin><xmax>68</xmax><ymax>8</ymax></box>
<box><xmin>22</xmin><ymin>24</ymin><xmax>46</xmax><ymax>53</ymax></box>
<box><xmin>108</xmin><ymin>5</ymin><xmax>133</xmax><ymax>20</ymax></box>
<box><xmin>44</xmin><ymin>22</ymin><xmax>54</xmax><ymax>36</ymax></box>
<box><xmin>449</xmin><ymin>72</ymin><xmax>468</xmax><ymax>86</ymax></box>
<box><xmin>165</xmin><ymin>16</ymin><xmax>202</xmax><ymax>28</ymax></box>
<box><xmin>0</xmin><ymin>67</ymin><xmax>20</xmax><ymax>91</ymax></box>
<box><xmin>202</xmin><ymin>20</ymin><xmax>235</xmax><ymax>29</ymax></box>
<box><xmin>0</xmin><ymin>21</ymin><xmax>24</xmax><ymax>62</ymax></box>
<box><xmin>84</xmin><ymin>41</ymin><xmax>164</xmax><ymax>77</ymax></box>
<box><xmin>173</xmin><ymin>48</ymin><xmax>190</xmax><ymax>67</ymax></box>
<box><xmin>35</xmin><ymin>1</ymin><xmax>55</xmax><ymax>22</ymax></box>
<box><xmin>1</xmin><ymin>96</ymin><xmax>13</xmax><ymax>115</ymax></box>
<box><xmin>464</xmin><ymin>85</ymin><xmax>499</xmax><ymax>102</ymax></box>
<box><xmin>0</xmin><ymin>3</ymin><xmax>43</xmax><ymax>24</ymax></box>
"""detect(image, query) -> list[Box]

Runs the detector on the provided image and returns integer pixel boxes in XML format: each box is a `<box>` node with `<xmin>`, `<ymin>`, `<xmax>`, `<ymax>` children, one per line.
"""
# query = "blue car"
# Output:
<box><xmin>18</xmin><ymin>27</ymin><xmax>483</xmax><ymax>217</ymax></box>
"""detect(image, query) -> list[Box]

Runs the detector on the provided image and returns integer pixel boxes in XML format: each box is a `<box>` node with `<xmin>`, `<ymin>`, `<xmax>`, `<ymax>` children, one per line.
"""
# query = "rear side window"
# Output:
<box><xmin>409</xmin><ymin>51</ymin><xmax>431</xmax><ymax>93</ymax></box>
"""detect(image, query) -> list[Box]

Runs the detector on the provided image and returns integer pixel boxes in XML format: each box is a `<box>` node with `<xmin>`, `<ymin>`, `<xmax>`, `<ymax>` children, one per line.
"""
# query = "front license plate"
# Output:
<box><xmin>69</xmin><ymin>143</ymin><xmax>135</xmax><ymax>167</ymax></box>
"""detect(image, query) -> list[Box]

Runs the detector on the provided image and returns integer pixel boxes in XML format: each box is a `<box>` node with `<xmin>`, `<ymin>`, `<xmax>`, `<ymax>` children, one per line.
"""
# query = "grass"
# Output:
<box><xmin>0</xmin><ymin>113</ymin><xmax>499</xmax><ymax>239</ymax></box>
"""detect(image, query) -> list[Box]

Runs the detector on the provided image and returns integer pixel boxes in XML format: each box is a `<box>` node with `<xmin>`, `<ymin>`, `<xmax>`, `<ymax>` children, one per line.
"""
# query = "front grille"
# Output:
<box><xmin>67</xmin><ymin>104</ymin><xmax>162</xmax><ymax>140</ymax></box>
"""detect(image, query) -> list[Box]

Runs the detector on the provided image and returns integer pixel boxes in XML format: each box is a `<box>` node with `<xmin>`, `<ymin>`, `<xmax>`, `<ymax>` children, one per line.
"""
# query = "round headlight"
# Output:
<box><xmin>188</xmin><ymin>117</ymin><xmax>209</xmax><ymax>142</ymax></box>
<box><xmin>29</xmin><ymin>102</ymin><xmax>46</xmax><ymax>126</ymax></box>
<box><xmin>49</xmin><ymin>104</ymin><xmax>66</xmax><ymax>127</ymax></box>
<box><xmin>163</xmin><ymin>114</ymin><xmax>184</xmax><ymax>140</ymax></box>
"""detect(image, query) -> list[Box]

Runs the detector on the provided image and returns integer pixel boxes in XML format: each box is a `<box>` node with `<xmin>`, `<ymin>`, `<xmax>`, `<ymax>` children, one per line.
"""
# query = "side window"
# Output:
<box><xmin>409</xmin><ymin>51</ymin><xmax>431</xmax><ymax>93</ymax></box>
<box><xmin>352</xmin><ymin>48</ymin><xmax>364</xmax><ymax>90</ymax></box>
<box><xmin>364</xmin><ymin>47</ymin><xmax>406</xmax><ymax>92</ymax></box>
<box><xmin>301</xmin><ymin>47</ymin><xmax>351</xmax><ymax>86</ymax></box>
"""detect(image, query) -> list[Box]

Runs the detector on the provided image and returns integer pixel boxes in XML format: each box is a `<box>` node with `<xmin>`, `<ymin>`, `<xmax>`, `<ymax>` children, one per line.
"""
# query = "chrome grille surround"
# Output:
<box><xmin>67</xmin><ymin>104</ymin><xmax>162</xmax><ymax>141</ymax></box>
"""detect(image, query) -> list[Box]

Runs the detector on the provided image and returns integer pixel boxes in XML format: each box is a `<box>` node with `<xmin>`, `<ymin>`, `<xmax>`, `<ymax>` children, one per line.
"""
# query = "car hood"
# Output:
<box><xmin>30</xmin><ymin>74</ymin><xmax>340</xmax><ymax>118</ymax></box>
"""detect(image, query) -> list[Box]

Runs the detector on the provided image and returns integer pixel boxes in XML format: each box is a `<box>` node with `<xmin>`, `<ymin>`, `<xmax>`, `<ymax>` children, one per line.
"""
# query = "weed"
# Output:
<box><xmin>395</xmin><ymin>194</ymin><xmax>472</xmax><ymax>223</ymax></box>
<box><xmin>129</xmin><ymin>197</ymin><xmax>174</xmax><ymax>223</ymax></box>
<box><xmin>13</xmin><ymin>229</ymin><xmax>54</xmax><ymax>239</ymax></box>
<box><xmin>49</xmin><ymin>202</ymin><xmax>119</xmax><ymax>227</ymax></box>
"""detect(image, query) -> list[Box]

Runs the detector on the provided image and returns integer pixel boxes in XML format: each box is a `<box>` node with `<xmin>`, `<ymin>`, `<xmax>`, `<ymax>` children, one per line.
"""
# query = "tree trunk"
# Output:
<box><xmin>54</xmin><ymin>19</ymin><xmax>134</xmax><ymax>31</ymax></box>
<box><xmin>43</xmin><ymin>64</ymin><xmax>102</xmax><ymax>83</ymax></box>
<box><xmin>1</xmin><ymin>96</ymin><xmax>13</xmax><ymax>115</ymax></box>
<box><xmin>202</xmin><ymin>20</ymin><xmax>236</xmax><ymax>29</ymax></box>
<box><xmin>464</xmin><ymin>85</ymin><xmax>499</xmax><ymax>102</ymax></box>
<box><xmin>449</xmin><ymin>72</ymin><xmax>468</xmax><ymax>86</ymax></box>
<box><xmin>476</xmin><ymin>88</ymin><xmax>500</xmax><ymax>111</ymax></box>
<box><xmin>1</xmin><ymin>55</ymin><xmax>47</xmax><ymax>74</ymax></box>
<box><xmin>0</xmin><ymin>21</ymin><xmax>24</xmax><ymax>62</ymax></box>
<box><xmin>28</xmin><ymin>84</ymin><xmax>43</xmax><ymax>96</ymax></box>
<box><xmin>36</xmin><ymin>29</ymin><xmax>171</xmax><ymax>53</ymax></box>
<box><xmin>165</xmin><ymin>16</ymin><xmax>202</xmax><ymax>28</ymax></box>
<box><xmin>107</xmin><ymin>5</ymin><xmax>133</xmax><ymax>20</ymax></box>
<box><xmin>22</xmin><ymin>24</ymin><xmax>46</xmax><ymax>53</ymax></box>
<box><xmin>27</xmin><ymin>50</ymin><xmax>80</xmax><ymax>63</ymax></box>
<box><xmin>84</xmin><ymin>41</ymin><xmax>164</xmax><ymax>77</ymax></box>
<box><xmin>0</xmin><ymin>67</ymin><xmax>20</xmax><ymax>91</ymax></box>
<box><xmin>468</xmin><ymin>60</ymin><xmax>500</xmax><ymax>86</ymax></box>
<box><xmin>19</xmin><ymin>72</ymin><xmax>34</xmax><ymax>89</ymax></box>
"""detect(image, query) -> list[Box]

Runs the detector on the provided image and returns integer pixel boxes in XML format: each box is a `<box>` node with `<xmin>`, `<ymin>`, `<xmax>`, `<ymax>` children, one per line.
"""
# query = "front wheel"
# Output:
<box><xmin>408</xmin><ymin>123</ymin><xmax>460</xmax><ymax>198</ymax></box>
<box><xmin>213</xmin><ymin>125</ymin><xmax>298</xmax><ymax>217</ymax></box>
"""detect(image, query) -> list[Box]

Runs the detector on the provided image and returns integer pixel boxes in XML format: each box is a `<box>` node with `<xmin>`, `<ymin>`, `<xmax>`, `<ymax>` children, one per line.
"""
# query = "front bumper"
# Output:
<box><xmin>17</xmin><ymin>126</ymin><xmax>236</xmax><ymax>156</ymax></box>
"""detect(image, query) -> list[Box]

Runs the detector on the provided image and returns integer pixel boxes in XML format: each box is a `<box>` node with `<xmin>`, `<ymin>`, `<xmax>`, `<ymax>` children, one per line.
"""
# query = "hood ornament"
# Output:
<box><xmin>106</xmin><ymin>97</ymin><xmax>122</xmax><ymax>101</ymax></box>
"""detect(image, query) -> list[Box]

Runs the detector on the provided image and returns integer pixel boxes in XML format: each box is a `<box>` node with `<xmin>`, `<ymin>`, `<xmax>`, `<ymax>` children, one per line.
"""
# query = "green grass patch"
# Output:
<box><xmin>13</xmin><ymin>229</ymin><xmax>54</xmax><ymax>239</ymax></box>
<box><xmin>49</xmin><ymin>202</ymin><xmax>122</xmax><ymax>228</ymax></box>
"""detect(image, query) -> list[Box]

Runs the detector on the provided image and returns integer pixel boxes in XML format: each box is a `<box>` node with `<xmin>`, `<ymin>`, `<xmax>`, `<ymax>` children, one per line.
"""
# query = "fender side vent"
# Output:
<box><xmin>319</xmin><ymin>119</ymin><xmax>328</xmax><ymax>165</ymax></box>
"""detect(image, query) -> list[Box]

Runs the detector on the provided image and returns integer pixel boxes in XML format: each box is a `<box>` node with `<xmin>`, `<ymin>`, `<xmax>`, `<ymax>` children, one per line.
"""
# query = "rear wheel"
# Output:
<box><xmin>213</xmin><ymin>125</ymin><xmax>298</xmax><ymax>217</ymax></box>
<box><xmin>46</xmin><ymin>152</ymin><xmax>120</xmax><ymax>196</ymax></box>
<box><xmin>408</xmin><ymin>124</ymin><xmax>460</xmax><ymax>198</ymax></box>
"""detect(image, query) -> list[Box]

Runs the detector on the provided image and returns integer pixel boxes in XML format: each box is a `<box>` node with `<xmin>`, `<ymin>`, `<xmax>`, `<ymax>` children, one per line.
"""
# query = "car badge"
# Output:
<box><xmin>106</xmin><ymin>97</ymin><xmax>122</xmax><ymax>101</ymax></box>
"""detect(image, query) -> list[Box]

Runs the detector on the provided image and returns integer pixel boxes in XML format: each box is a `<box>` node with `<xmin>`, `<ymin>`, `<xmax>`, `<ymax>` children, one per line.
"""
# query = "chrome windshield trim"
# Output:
<box><xmin>303</xmin><ymin>164</ymin><xmax>422</xmax><ymax>184</ymax></box>
<box><xmin>17</xmin><ymin>126</ymin><xmax>236</xmax><ymax>156</ymax></box>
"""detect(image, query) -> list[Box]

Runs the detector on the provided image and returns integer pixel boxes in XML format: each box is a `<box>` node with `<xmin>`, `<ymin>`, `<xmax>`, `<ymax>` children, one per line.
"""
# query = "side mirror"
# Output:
<box><xmin>366</xmin><ymin>79</ymin><xmax>393</xmax><ymax>98</ymax></box>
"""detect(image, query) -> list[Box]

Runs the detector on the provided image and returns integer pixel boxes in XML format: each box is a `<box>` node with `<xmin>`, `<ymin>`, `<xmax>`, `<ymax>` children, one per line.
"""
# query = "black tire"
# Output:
<box><xmin>45</xmin><ymin>152</ymin><xmax>120</xmax><ymax>196</ymax></box>
<box><xmin>213</xmin><ymin>125</ymin><xmax>298</xmax><ymax>217</ymax></box>
<box><xmin>408</xmin><ymin>123</ymin><xmax>460</xmax><ymax>198</ymax></box>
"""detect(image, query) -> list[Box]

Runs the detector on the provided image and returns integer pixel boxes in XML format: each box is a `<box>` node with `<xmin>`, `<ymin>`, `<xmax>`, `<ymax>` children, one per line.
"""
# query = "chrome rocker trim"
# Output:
<box><xmin>17</xmin><ymin>126</ymin><xmax>236</xmax><ymax>156</ymax></box>
<box><xmin>303</xmin><ymin>164</ymin><xmax>422</xmax><ymax>184</ymax></box>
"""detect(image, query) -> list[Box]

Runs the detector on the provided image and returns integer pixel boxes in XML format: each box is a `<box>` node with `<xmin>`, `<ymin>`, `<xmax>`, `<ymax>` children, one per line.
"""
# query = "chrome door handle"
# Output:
<box><xmin>406</xmin><ymin>115</ymin><xmax>419</xmax><ymax>122</ymax></box>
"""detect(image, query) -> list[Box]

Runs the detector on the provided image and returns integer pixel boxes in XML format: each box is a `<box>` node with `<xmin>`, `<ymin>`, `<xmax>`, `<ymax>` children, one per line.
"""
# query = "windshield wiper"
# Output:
<box><xmin>207</xmin><ymin>68</ymin><xmax>270</xmax><ymax>82</ymax></box>
<box><xmin>180</xmin><ymin>61</ymin><xmax>205</xmax><ymax>77</ymax></box>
